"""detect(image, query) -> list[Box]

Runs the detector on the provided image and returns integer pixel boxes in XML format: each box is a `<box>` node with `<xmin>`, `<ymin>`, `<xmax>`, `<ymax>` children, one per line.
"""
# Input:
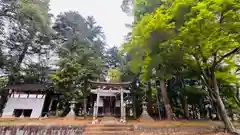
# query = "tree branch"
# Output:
<box><xmin>233</xmin><ymin>96</ymin><xmax>240</xmax><ymax>108</ymax></box>
<box><xmin>193</xmin><ymin>54</ymin><xmax>209</xmax><ymax>83</ymax></box>
<box><xmin>200</xmin><ymin>75</ymin><xmax>211</xmax><ymax>90</ymax></box>
<box><xmin>213</xmin><ymin>47</ymin><xmax>240</xmax><ymax>68</ymax></box>
<box><xmin>213</xmin><ymin>51</ymin><xmax>217</xmax><ymax>67</ymax></box>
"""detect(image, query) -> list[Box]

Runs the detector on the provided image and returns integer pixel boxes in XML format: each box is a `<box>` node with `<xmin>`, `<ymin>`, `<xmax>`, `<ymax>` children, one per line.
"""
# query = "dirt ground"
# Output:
<box><xmin>0</xmin><ymin>117</ymin><xmax>238</xmax><ymax>135</ymax></box>
<box><xmin>0</xmin><ymin>117</ymin><xmax>91</xmax><ymax>125</ymax></box>
<box><xmin>137</xmin><ymin>132</ymin><xmax>231</xmax><ymax>135</ymax></box>
<box><xmin>0</xmin><ymin>117</ymin><xmax>238</xmax><ymax>126</ymax></box>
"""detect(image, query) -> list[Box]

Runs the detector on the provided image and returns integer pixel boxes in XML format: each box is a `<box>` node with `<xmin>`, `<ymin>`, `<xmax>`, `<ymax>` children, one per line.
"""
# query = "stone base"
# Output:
<box><xmin>92</xmin><ymin>119</ymin><xmax>99</xmax><ymax>124</ymax></box>
<box><xmin>64</xmin><ymin>114</ymin><xmax>76</xmax><ymax>121</ymax></box>
<box><xmin>139</xmin><ymin>111</ymin><xmax>154</xmax><ymax>122</ymax></box>
<box><xmin>120</xmin><ymin>118</ymin><xmax>126</xmax><ymax>123</ymax></box>
<box><xmin>64</xmin><ymin>108</ymin><xmax>76</xmax><ymax>121</ymax></box>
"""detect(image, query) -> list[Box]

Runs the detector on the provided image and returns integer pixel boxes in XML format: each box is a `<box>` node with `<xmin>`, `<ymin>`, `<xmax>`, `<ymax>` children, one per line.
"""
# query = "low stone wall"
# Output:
<box><xmin>0</xmin><ymin>125</ymin><xmax>84</xmax><ymax>135</ymax></box>
<box><xmin>134</xmin><ymin>125</ymin><xmax>225</xmax><ymax>134</ymax></box>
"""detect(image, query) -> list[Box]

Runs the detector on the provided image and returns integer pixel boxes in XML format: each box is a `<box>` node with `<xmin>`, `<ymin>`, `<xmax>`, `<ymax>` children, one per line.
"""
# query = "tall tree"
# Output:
<box><xmin>51</xmin><ymin>11</ymin><xmax>106</xmax><ymax>117</ymax></box>
<box><xmin>122</xmin><ymin>0</ymin><xmax>176</xmax><ymax>120</ymax></box>
<box><xmin>124</xmin><ymin>0</ymin><xmax>240</xmax><ymax>133</ymax></box>
<box><xmin>0</xmin><ymin>0</ymin><xmax>53</xmax><ymax>83</ymax></box>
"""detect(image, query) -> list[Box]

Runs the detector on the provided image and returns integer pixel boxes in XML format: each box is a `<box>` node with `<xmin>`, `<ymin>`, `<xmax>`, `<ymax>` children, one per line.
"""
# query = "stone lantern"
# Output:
<box><xmin>65</xmin><ymin>99</ymin><xmax>76</xmax><ymax>120</ymax></box>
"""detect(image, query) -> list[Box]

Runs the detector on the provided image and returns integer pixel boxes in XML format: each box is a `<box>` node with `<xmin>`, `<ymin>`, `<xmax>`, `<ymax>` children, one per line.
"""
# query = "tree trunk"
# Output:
<box><xmin>13</xmin><ymin>30</ymin><xmax>35</xmax><ymax>74</ymax></box>
<box><xmin>132</xmin><ymin>92</ymin><xmax>137</xmax><ymax>119</ymax></box>
<box><xmin>216</xmin><ymin>94</ymin><xmax>236</xmax><ymax>132</ymax></box>
<box><xmin>83</xmin><ymin>98</ymin><xmax>87</xmax><ymax>118</ymax></box>
<box><xmin>147</xmin><ymin>82</ymin><xmax>153</xmax><ymax>116</ymax></box>
<box><xmin>216</xmin><ymin>105</ymin><xmax>222</xmax><ymax>120</ymax></box>
<box><xmin>136</xmin><ymin>96</ymin><xmax>141</xmax><ymax>116</ymax></box>
<box><xmin>131</xmin><ymin>83</ymin><xmax>137</xmax><ymax>119</ymax></box>
<box><xmin>83</xmin><ymin>79</ymin><xmax>88</xmax><ymax>118</ymax></box>
<box><xmin>236</xmin><ymin>86</ymin><xmax>239</xmax><ymax>101</ymax></box>
<box><xmin>183</xmin><ymin>96</ymin><xmax>189</xmax><ymax>119</ymax></box>
<box><xmin>12</xmin><ymin>44</ymin><xmax>28</xmax><ymax>74</ymax></box>
<box><xmin>209</xmin><ymin>107</ymin><xmax>213</xmax><ymax>120</ymax></box>
<box><xmin>160</xmin><ymin>79</ymin><xmax>174</xmax><ymax>120</ymax></box>
<box><xmin>192</xmin><ymin>105</ymin><xmax>196</xmax><ymax>119</ymax></box>
<box><xmin>212</xmin><ymin>73</ymin><xmax>238</xmax><ymax>134</ymax></box>
<box><xmin>235</xmin><ymin>85</ymin><xmax>240</xmax><ymax>106</ymax></box>
<box><xmin>156</xmin><ymin>85</ymin><xmax>161</xmax><ymax>120</ymax></box>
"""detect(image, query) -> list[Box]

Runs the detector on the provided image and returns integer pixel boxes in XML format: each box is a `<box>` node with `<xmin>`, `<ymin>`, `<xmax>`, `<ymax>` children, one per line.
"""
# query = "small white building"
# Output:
<box><xmin>2</xmin><ymin>84</ymin><xmax>58</xmax><ymax>118</ymax></box>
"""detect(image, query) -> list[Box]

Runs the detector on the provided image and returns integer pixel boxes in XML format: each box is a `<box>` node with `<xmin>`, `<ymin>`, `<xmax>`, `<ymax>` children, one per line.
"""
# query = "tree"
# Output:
<box><xmin>107</xmin><ymin>67</ymin><xmax>121</xmax><ymax>82</ymax></box>
<box><xmin>51</xmin><ymin>11</ymin><xmax>106</xmax><ymax>117</ymax></box>
<box><xmin>175</xmin><ymin>0</ymin><xmax>240</xmax><ymax>132</ymax></box>
<box><xmin>122</xmin><ymin>0</ymin><xmax>178</xmax><ymax>120</ymax></box>
<box><xmin>106</xmin><ymin>46</ymin><xmax>122</xmax><ymax>68</ymax></box>
<box><xmin>121</xmin><ymin>0</ymin><xmax>134</xmax><ymax>16</ymax></box>
<box><xmin>124</xmin><ymin>0</ymin><xmax>240</xmax><ymax>133</ymax></box>
<box><xmin>0</xmin><ymin>0</ymin><xmax>54</xmax><ymax>114</ymax></box>
<box><xmin>0</xmin><ymin>0</ymin><xmax>53</xmax><ymax>83</ymax></box>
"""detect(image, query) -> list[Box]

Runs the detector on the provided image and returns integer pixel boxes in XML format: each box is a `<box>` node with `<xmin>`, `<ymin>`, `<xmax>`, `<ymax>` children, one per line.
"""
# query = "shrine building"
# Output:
<box><xmin>2</xmin><ymin>83</ymin><xmax>58</xmax><ymax>118</ymax></box>
<box><xmin>89</xmin><ymin>80</ymin><xmax>131</xmax><ymax>123</ymax></box>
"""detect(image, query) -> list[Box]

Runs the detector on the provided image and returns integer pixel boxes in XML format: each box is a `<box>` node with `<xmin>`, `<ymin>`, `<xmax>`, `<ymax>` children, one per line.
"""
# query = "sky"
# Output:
<box><xmin>49</xmin><ymin>0</ymin><xmax>133</xmax><ymax>47</ymax></box>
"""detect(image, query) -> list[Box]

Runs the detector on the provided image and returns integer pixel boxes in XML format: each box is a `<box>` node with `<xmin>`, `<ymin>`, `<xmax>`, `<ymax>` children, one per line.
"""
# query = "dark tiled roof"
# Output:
<box><xmin>5</xmin><ymin>84</ymin><xmax>49</xmax><ymax>91</ymax></box>
<box><xmin>88</xmin><ymin>80</ymin><xmax>132</xmax><ymax>89</ymax></box>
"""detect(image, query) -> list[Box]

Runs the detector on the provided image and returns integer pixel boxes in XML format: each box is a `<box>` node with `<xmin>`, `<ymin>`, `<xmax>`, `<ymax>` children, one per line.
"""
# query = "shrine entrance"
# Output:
<box><xmin>89</xmin><ymin>80</ymin><xmax>131</xmax><ymax>123</ymax></box>
<box><xmin>103</xmin><ymin>97</ymin><xmax>115</xmax><ymax>116</ymax></box>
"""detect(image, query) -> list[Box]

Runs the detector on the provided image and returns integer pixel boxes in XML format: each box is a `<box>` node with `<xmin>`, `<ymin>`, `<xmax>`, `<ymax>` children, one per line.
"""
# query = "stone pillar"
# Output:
<box><xmin>123</xmin><ymin>103</ymin><xmax>126</xmax><ymax>123</ymax></box>
<box><xmin>92</xmin><ymin>102</ymin><xmax>98</xmax><ymax>124</ymax></box>
<box><xmin>96</xmin><ymin>91</ymin><xmax>100</xmax><ymax>117</ymax></box>
<box><xmin>92</xmin><ymin>91</ymin><xmax>100</xmax><ymax>124</ymax></box>
<box><xmin>120</xmin><ymin>88</ymin><xmax>124</xmax><ymax>122</ymax></box>
<box><xmin>55</xmin><ymin>102</ymin><xmax>60</xmax><ymax>117</ymax></box>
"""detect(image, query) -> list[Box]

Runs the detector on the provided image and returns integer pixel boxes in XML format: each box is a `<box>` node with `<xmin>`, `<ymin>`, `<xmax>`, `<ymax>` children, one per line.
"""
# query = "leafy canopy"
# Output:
<box><xmin>123</xmin><ymin>0</ymin><xmax>240</xmax><ymax>81</ymax></box>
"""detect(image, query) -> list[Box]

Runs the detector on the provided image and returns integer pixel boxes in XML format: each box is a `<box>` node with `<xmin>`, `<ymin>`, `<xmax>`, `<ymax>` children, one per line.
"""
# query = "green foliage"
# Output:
<box><xmin>123</xmin><ymin>0</ymin><xmax>240</xmax><ymax>125</ymax></box>
<box><xmin>121</xmin><ymin>0</ymin><xmax>134</xmax><ymax>16</ymax></box>
<box><xmin>19</xmin><ymin>0</ymin><xmax>50</xmax><ymax>31</ymax></box>
<box><xmin>51</xmin><ymin>11</ymin><xmax>106</xmax><ymax>102</ymax></box>
<box><xmin>124</xmin><ymin>0</ymin><xmax>240</xmax><ymax>93</ymax></box>
<box><xmin>133</xmin><ymin>0</ymin><xmax>163</xmax><ymax>20</ymax></box>
<box><xmin>0</xmin><ymin>0</ymin><xmax>54</xmax><ymax>85</ymax></box>
<box><xmin>107</xmin><ymin>68</ymin><xmax>121</xmax><ymax>81</ymax></box>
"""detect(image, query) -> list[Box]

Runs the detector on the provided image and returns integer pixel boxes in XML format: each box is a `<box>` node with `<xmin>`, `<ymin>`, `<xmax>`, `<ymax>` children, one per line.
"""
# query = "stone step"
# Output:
<box><xmin>85</xmin><ymin>124</ymin><xmax>133</xmax><ymax>127</ymax></box>
<box><xmin>83</xmin><ymin>131</ymin><xmax>134</xmax><ymax>135</ymax></box>
<box><xmin>84</xmin><ymin>126</ymin><xmax>134</xmax><ymax>131</ymax></box>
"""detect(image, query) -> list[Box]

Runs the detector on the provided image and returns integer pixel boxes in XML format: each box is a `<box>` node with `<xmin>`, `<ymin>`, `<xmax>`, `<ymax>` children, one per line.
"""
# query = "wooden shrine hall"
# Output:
<box><xmin>89</xmin><ymin>80</ymin><xmax>131</xmax><ymax>123</ymax></box>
